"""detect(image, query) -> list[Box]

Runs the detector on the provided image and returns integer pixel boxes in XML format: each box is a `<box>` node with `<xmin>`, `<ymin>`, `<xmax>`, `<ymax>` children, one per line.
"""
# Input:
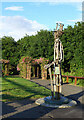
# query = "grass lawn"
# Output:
<box><xmin>1</xmin><ymin>76</ymin><xmax>51</xmax><ymax>102</ymax></box>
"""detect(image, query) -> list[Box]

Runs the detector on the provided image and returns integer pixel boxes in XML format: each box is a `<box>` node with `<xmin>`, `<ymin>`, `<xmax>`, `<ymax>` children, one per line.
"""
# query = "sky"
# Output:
<box><xmin>0</xmin><ymin>0</ymin><xmax>83</xmax><ymax>41</ymax></box>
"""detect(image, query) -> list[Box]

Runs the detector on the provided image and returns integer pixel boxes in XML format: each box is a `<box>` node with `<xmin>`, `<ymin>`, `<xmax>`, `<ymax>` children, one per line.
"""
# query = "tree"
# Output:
<box><xmin>60</xmin><ymin>22</ymin><xmax>83</xmax><ymax>76</ymax></box>
<box><xmin>2</xmin><ymin>36</ymin><xmax>18</xmax><ymax>74</ymax></box>
<box><xmin>17</xmin><ymin>30</ymin><xmax>54</xmax><ymax>61</ymax></box>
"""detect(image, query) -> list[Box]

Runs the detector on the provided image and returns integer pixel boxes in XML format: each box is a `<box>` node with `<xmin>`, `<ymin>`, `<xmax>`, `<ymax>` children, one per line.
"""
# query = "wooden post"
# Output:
<box><xmin>37</xmin><ymin>66</ymin><xmax>39</xmax><ymax>78</ymax></box>
<box><xmin>4</xmin><ymin>63</ymin><xmax>8</xmax><ymax>76</ymax></box>
<box><xmin>7</xmin><ymin>63</ymin><xmax>9</xmax><ymax>75</ymax></box>
<box><xmin>75</xmin><ymin>77</ymin><xmax>77</xmax><ymax>85</ymax></box>
<box><xmin>29</xmin><ymin>65</ymin><xmax>31</xmax><ymax>79</ymax></box>
<box><xmin>67</xmin><ymin>76</ymin><xmax>68</xmax><ymax>83</ymax></box>
<box><xmin>49</xmin><ymin>67</ymin><xmax>54</xmax><ymax>99</ymax></box>
<box><xmin>33</xmin><ymin>66</ymin><xmax>35</xmax><ymax>77</ymax></box>
<box><xmin>42</xmin><ymin>69</ymin><xmax>44</xmax><ymax>80</ymax></box>
<box><xmin>44</xmin><ymin>69</ymin><xmax>47</xmax><ymax>79</ymax></box>
<box><xmin>5</xmin><ymin>63</ymin><xmax>9</xmax><ymax>76</ymax></box>
<box><xmin>23</xmin><ymin>63</ymin><xmax>26</xmax><ymax>78</ymax></box>
<box><xmin>42</xmin><ymin>68</ymin><xmax>47</xmax><ymax>80</ymax></box>
<box><xmin>27</xmin><ymin>64</ymin><xmax>31</xmax><ymax>80</ymax></box>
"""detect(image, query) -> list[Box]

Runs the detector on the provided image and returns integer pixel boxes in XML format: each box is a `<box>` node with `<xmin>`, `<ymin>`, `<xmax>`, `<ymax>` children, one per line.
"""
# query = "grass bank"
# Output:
<box><xmin>1</xmin><ymin>76</ymin><xmax>51</xmax><ymax>102</ymax></box>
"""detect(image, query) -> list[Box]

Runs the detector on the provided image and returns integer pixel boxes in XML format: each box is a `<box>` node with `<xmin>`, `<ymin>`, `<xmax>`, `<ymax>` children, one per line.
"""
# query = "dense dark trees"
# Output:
<box><xmin>1</xmin><ymin>22</ymin><xmax>83</xmax><ymax>76</ymax></box>
<box><xmin>60</xmin><ymin>22</ymin><xmax>83</xmax><ymax>76</ymax></box>
<box><xmin>2</xmin><ymin>36</ymin><xmax>18</xmax><ymax>65</ymax></box>
<box><xmin>2</xmin><ymin>36</ymin><xmax>20</xmax><ymax>74</ymax></box>
<box><xmin>17</xmin><ymin>30</ymin><xmax>54</xmax><ymax>61</ymax></box>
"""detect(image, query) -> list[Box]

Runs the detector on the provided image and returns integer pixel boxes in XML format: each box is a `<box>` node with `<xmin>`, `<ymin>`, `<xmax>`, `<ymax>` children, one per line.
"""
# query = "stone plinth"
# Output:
<box><xmin>35</xmin><ymin>96</ymin><xmax>77</xmax><ymax>108</ymax></box>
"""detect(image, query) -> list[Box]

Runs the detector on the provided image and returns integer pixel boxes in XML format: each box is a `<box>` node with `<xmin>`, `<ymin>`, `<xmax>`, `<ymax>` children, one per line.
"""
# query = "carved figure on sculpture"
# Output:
<box><xmin>35</xmin><ymin>23</ymin><xmax>77</xmax><ymax>108</ymax></box>
<box><xmin>44</xmin><ymin>23</ymin><xmax>64</xmax><ymax>100</ymax></box>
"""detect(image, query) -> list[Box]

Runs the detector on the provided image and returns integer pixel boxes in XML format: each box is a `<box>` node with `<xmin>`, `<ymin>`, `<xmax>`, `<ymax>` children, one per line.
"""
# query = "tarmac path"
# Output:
<box><xmin>1</xmin><ymin>78</ymin><xmax>84</xmax><ymax>120</ymax></box>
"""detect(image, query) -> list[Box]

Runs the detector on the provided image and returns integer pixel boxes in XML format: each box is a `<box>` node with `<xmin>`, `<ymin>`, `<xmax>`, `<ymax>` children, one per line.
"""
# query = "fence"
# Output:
<box><xmin>62</xmin><ymin>75</ymin><xmax>84</xmax><ymax>85</ymax></box>
<box><xmin>51</xmin><ymin>74</ymin><xmax>84</xmax><ymax>85</ymax></box>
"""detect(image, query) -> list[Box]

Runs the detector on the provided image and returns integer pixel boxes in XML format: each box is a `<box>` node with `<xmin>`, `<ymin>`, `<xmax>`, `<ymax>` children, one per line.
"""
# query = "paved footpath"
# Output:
<box><xmin>1</xmin><ymin>78</ymin><xmax>84</xmax><ymax>120</ymax></box>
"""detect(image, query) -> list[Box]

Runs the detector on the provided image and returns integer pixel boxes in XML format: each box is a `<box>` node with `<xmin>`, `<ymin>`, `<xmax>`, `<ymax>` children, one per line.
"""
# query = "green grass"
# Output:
<box><xmin>1</xmin><ymin>76</ymin><xmax>51</xmax><ymax>102</ymax></box>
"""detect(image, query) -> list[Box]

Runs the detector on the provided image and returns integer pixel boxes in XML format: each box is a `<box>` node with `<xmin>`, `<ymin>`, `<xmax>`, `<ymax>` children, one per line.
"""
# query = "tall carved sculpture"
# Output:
<box><xmin>36</xmin><ymin>23</ymin><xmax>77</xmax><ymax>108</ymax></box>
<box><xmin>44</xmin><ymin>23</ymin><xmax>64</xmax><ymax>100</ymax></box>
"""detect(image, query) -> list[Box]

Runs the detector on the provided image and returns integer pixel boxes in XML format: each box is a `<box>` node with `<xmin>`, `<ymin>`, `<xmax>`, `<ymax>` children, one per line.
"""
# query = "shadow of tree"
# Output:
<box><xmin>1</xmin><ymin>94</ymin><xmax>35</xmax><ymax>101</ymax></box>
<box><xmin>2</xmin><ymin>97</ymin><xmax>35</xmax><ymax>116</ymax></box>
<box><xmin>2</xmin><ymin>100</ymin><xmax>83</xmax><ymax>119</ymax></box>
<box><xmin>66</xmin><ymin>90</ymin><xmax>84</xmax><ymax>104</ymax></box>
<box><xmin>2</xmin><ymin>102</ymin><xmax>15</xmax><ymax>116</ymax></box>
<box><xmin>2</xmin><ymin>77</ymin><xmax>51</xmax><ymax>101</ymax></box>
<box><xmin>6</xmin><ymin>105</ymin><xmax>56</xmax><ymax>119</ymax></box>
<box><xmin>2</xmin><ymin>100</ymin><xmax>56</xmax><ymax>119</ymax></box>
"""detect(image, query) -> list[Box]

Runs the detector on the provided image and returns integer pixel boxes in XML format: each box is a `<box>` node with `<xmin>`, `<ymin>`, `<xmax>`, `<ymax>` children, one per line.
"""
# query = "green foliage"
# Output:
<box><xmin>17</xmin><ymin>30</ymin><xmax>54</xmax><ymax>61</ymax></box>
<box><xmin>2</xmin><ymin>36</ymin><xmax>17</xmax><ymax>64</ymax></box>
<box><xmin>2</xmin><ymin>22</ymin><xmax>83</xmax><ymax>82</ymax></box>
<box><xmin>60</xmin><ymin>22</ymin><xmax>83</xmax><ymax>75</ymax></box>
<box><xmin>2</xmin><ymin>36</ymin><xmax>20</xmax><ymax>74</ymax></box>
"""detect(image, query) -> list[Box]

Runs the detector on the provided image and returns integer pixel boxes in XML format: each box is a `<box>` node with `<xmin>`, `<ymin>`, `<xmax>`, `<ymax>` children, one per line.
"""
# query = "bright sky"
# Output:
<box><xmin>0</xmin><ymin>0</ymin><xmax>83</xmax><ymax>41</ymax></box>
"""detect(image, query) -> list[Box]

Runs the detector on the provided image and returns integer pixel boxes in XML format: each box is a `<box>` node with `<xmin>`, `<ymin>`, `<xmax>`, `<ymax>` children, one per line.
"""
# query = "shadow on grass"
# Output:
<box><xmin>2</xmin><ymin>77</ymin><xmax>51</xmax><ymax>101</ymax></box>
<box><xmin>1</xmin><ymin>88</ymin><xmax>17</xmax><ymax>92</ymax></box>
<box><xmin>1</xmin><ymin>94</ymin><xmax>35</xmax><ymax>101</ymax></box>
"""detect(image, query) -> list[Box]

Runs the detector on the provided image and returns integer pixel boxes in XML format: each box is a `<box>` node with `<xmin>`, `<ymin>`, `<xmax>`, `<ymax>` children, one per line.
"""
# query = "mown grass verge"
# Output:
<box><xmin>1</xmin><ymin>76</ymin><xmax>51</xmax><ymax>102</ymax></box>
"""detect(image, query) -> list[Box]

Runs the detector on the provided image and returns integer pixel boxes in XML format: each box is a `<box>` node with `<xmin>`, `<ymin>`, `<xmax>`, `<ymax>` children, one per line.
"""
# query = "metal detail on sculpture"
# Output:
<box><xmin>44</xmin><ymin>23</ymin><xmax>64</xmax><ymax>100</ymax></box>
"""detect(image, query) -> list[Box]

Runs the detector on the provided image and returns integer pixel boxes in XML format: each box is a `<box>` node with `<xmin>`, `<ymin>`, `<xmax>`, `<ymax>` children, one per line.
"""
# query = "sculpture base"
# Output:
<box><xmin>35</xmin><ymin>96</ymin><xmax>77</xmax><ymax>108</ymax></box>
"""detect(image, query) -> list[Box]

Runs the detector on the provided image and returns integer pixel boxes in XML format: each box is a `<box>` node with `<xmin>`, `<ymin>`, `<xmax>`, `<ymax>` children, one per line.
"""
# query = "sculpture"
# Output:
<box><xmin>44</xmin><ymin>23</ymin><xmax>64</xmax><ymax>100</ymax></box>
<box><xmin>35</xmin><ymin>23</ymin><xmax>77</xmax><ymax>108</ymax></box>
